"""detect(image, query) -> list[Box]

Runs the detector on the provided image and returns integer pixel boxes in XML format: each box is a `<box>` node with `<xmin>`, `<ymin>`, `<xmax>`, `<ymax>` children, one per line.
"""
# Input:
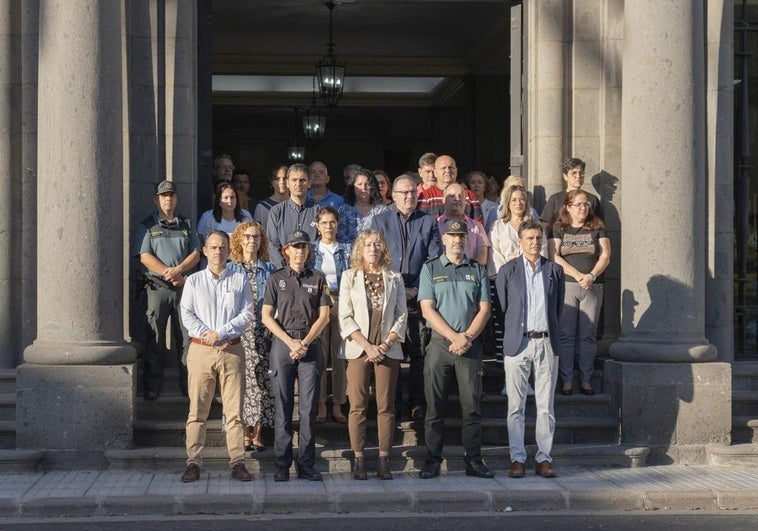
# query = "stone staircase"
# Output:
<box><xmin>708</xmin><ymin>360</ymin><xmax>758</xmax><ymax>466</ymax></box>
<box><xmin>107</xmin><ymin>359</ymin><xmax>650</xmax><ymax>472</ymax></box>
<box><xmin>0</xmin><ymin>369</ymin><xmax>44</xmax><ymax>472</ymax></box>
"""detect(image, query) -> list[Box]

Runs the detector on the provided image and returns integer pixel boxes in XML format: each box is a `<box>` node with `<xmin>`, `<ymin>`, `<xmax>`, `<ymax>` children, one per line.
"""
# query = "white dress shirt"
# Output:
<box><xmin>180</xmin><ymin>264</ymin><xmax>255</xmax><ymax>341</ymax></box>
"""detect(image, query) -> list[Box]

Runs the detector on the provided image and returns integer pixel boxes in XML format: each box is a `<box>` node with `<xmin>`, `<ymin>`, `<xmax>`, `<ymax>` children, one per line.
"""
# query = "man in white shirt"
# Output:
<box><xmin>179</xmin><ymin>230</ymin><xmax>255</xmax><ymax>483</ymax></box>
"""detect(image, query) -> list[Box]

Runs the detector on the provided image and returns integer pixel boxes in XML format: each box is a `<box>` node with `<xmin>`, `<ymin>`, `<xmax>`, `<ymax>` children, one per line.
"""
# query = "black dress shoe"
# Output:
<box><xmin>561</xmin><ymin>385</ymin><xmax>573</xmax><ymax>396</ymax></box>
<box><xmin>353</xmin><ymin>457</ymin><xmax>367</xmax><ymax>480</ymax></box>
<box><xmin>419</xmin><ymin>460</ymin><xmax>441</xmax><ymax>479</ymax></box>
<box><xmin>580</xmin><ymin>384</ymin><xmax>595</xmax><ymax>396</ymax></box>
<box><xmin>274</xmin><ymin>466</ymin><xmax>290</xmax><ymax>482</ymax></box>
<box><xmin>465</xmin><ymin>459</ymin><xmax>495</xmax><ymax>478</ymax></box>
<box><xmin>377</xmin><ymin>456</ymin><xmax>393</xmax><ymax>480</ymax></box>
<box><xmin>297</xmin><ymin>466</ymin><xmax>323</xmax><ymax>481</ymax></box>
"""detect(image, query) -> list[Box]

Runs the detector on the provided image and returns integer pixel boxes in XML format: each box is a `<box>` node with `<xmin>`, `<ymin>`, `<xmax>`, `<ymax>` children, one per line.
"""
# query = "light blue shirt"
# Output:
<box><xmin>180</xmin><ymin>264</ymin><xmax>255</xmax><ymax>341</ymax></box>
<box><xmin>522</xmin><ymin>255</ymin><xmax>549</xmax><ymax>333</ymax></box>
<box><xmin>307</xmin><ymin>189</ymin><xmax>345</xmax><ymax>209</ymax></box>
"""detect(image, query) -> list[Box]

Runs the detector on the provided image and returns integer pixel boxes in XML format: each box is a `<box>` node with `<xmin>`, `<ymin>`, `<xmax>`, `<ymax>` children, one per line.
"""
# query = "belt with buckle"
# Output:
<box><xmin>523</xmin><ymin>331</ymin><xmax>549</xmax><ymax>339</ymax></box>
<box><xmin>191</xmin><ymin>337</ymin><xmax>241</xmax><ymax>346</ymax></box>
<box><xmin>286</xmin><ymin>329</ymin><xmax>308</xmax><ymax>340</ymax></box>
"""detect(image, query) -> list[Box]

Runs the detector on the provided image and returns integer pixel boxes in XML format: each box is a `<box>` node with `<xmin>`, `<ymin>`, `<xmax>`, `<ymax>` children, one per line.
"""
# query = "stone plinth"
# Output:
<box><xmin>16</xmin><ymin>363</ymin><xmax>136</xmax><ymax>466</ymax></box>
<box><xmin>603</xmin><ymin>361</ymin><xmax>731</xmax><ymax>464</ymax></box>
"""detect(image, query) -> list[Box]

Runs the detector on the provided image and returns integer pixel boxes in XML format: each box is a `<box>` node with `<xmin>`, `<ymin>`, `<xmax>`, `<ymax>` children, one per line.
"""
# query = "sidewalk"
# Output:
<box><xmin>1</xmin><ymin>464</ymin><xmax>758</xmax><ymax>518</ymax></box>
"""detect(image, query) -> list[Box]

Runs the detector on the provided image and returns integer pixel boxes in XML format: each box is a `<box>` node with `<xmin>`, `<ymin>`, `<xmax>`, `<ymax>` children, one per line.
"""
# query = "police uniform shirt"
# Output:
<box><xmin>135</xmin><ymin>213</ymin><xmax>200</xmax><ymax>276</ymax></box>
<box><xmin>417</xmin><ymin>254</ymin><xmax>491</xmax><ymax>333</ymax></box>
<box><xmin>262</xmin><ymin>266</ymin><xmax>331</xmax><ymax>331</ymax></box>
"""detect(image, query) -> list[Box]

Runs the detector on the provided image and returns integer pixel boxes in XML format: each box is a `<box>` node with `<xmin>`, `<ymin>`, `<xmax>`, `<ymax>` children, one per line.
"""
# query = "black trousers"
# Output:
<box><xmin>144</xmin><ymin>285</ymin><xmax>189</xmax><ymax>395</ymax></box>
<box><xmin>268</xmin><ymin>337</ymin><xmax>323</xmax><ymax>470</ymax></box>
<box><xmin>396</xmin><ymin>298</ymin><xmax>430</xmax><ymax>411</ymax></box>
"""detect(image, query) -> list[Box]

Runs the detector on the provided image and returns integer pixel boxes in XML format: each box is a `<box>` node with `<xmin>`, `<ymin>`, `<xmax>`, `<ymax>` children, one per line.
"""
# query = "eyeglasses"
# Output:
<box><xmin>393</xmin><ymin>190</ymin><xmax>417</xmax><ymax>196</ymax></box>
<box><xmin>242</xmin><ymin>234</ymin><xmax>261</xmax><ymax>240</ymax></box>
<box><xmin>570</xmin><ymin>202</ymin><xmax>591</xmax><ymax>209</ymax></box>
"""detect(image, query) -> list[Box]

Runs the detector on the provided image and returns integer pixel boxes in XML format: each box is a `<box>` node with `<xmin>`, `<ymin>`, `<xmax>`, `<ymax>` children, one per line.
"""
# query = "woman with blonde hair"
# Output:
<box><xmin>339</xmin><ymin>229</ymin><xmax>407</xmax><ymax>480</ymax></box>
<box><xmin>229</xmin><ymin>221</ymin><xmax>277</xmax><ymax>452</ymax></box>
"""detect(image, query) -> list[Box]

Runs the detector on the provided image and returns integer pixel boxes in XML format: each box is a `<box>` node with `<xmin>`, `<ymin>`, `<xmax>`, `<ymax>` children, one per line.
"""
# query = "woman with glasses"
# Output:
<box><xmin>253</xmin><ymin>164</ymin><xmax>289</xmax><ymax>229</ymax></box>
<box><xmin>198</xmin><ymin>182</ymin><xmax>252</xmax><ymax>245</ymax></box>
<box><xmin>337</xmin><ymin>167</ymin><xmax>388</xmax><ymax>243</ymax></box>
<box><xmin>339</xmin><ymin>230</ymin><xmax>407</xmax><ymax>480</ymax></box>
<box><xmin>548</xmin><ymin>189</ymin><xmax>611</xmax><ymax>396</ymax></box>
<box><xmin>229</xmin><ymin>221</ymin><xmax>277</xmax><ymax>452</ymax></box>
<box><xmin>312</xmin><ymin>206</ymin><xmax>352</xmax><ymax>424</ymax></box>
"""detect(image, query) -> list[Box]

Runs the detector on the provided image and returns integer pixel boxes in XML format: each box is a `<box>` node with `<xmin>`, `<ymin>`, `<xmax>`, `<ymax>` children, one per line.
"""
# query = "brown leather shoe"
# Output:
<box><xmin>535</xmin><ymin>461</ymin><xmax>556</xmax><ymax>478</ymax></box>
<box><xmin>231</xmin><ymin>462</ymin><xmax>253</xmax><ymax>482</ymax></box>
<box><xmin>181</xmin><ymin>463</ymin><xmax>200</xmax><ymax>483</ymax></box>
<box><xmin>508</xmin><ymin>461</ymin><xmax>525</xmax><ymax>478</ymax></box>
<box><xmin>377</xmin><ymin>456</ymin><xmax>393</xmax><ymax>480</ymax></box>
<box><xmin>353</xmin><ymin>456</ymin><xmax>367</xmax><ymax>480</ymax></box>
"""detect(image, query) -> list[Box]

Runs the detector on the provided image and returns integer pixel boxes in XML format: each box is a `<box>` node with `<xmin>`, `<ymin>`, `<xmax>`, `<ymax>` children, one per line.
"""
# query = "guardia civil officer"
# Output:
<box><xmin>135</xmin><ymin>180</ymin><xmax>201</xmax><ymax>400</ymax></box>
<box><xmin>261</xmin><ymin>230</ymin><xmax>331</xmax><ymax>482</ymax></box>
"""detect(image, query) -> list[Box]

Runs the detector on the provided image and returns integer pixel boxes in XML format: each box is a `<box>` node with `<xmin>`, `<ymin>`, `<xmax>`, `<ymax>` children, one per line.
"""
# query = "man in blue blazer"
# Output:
<box><xmin>495</xmin><ymin>219</ymin><xmax>565</xmax><ymax>479</ymax></box>
<box><xmin>372</xmin><ymin>175</ymin><xmax>442</xmax><ymax>420</ymax></box>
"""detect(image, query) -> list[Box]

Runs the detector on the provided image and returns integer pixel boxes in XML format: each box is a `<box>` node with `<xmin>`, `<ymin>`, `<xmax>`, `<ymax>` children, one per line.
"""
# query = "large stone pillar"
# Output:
<box><xmin>524</xmin><ymin>0</ymin><xmax>567</xmax><ymax>211</ymax></box>
<box><xmin>606</xmin><ymin>0</ymin><xmax>730</xmax><ymax>464</ymax></box>
<box><xmin>0</xmin><ymin>0</ymin><xmax>20</xmax><ymax>369</ymax></box>
<box><xmin>17</xmin><ymin>0</ymin><xmax>136</xmax><ymax>466</ymax></box>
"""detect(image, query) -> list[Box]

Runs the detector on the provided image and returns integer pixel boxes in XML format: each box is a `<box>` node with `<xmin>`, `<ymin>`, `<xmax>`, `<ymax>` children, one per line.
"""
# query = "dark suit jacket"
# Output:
<box><xmin>495</xmin><ymin>256</ymin><xmax>565</xmax><ymax>357</ymax></box>
<box><xmin>371</xmin><ymin>207</ymin><xmax>441</xmax><ymax>289</ymax></box>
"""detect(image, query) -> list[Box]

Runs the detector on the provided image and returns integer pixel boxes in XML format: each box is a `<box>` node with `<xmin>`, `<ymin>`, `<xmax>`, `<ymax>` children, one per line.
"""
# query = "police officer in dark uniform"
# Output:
<box><xmin>135</xmin><ymin>180</ymin><xmax>201</xmax><ymax>399</ymax></box>
<box><xmin>417</xmin><ymin>219</ymin><xmax>494</xmax><ymax>479</ymax></box>
<box><xmin>261</xmin><ymin>230</ymin><xmax>331</xmax><ymax>482</ymax></box>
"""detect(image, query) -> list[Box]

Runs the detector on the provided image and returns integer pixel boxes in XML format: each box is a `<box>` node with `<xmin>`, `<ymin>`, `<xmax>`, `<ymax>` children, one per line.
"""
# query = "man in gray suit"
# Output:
<box><xmin>496</xmin><ymin>219</ymin><xmax>565</xmax><ymax>479</ymax></box>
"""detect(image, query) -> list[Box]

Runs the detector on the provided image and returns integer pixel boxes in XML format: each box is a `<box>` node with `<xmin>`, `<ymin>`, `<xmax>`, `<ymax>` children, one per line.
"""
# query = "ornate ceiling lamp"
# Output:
<box><xmin>302</xmin><ymin>77</ymin><xmax>327</xmax><ymax>147</ymax></box>
<box><xmin>288</xmin><ymin>107</ymin><xmax>305</xmax><ymax>162</ymax></box>
<box><xmin>315</xmin><ymin>1</ymin><xmax>346</xmax><ymax>108</ymax></box>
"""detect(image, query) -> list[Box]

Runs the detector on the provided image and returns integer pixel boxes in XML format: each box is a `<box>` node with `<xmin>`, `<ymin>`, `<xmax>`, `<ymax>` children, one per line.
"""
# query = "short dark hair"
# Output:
<box><xmin>518</xmin><ymin>218</ymin><xmax>543</xmax><ymax>237</ymax></box>
<box><xmin>317</xmin><ymin>205</ymin><xmax>339</xmax><ymax>222</ymax></box>
<box><xmin>287</xmin><ymin>163</ymin><xmax>310</xmax><ymax>178</ymax></box>
<box><xmin>205</xmin><ymin>230</ymin><xmax>230</xmax><ymax>246</ymax></box>
<box><xmin>561</xmin><ymin>157</ymin><xmax>586</xmax><ymax>175</ymax></box>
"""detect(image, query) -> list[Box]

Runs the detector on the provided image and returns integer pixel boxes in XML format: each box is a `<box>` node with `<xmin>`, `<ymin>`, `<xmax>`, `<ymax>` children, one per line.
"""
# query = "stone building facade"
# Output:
<box><xmin>0</xmin><ymin>0</ymin><xmax>738</xmax><ymax>466</ymax></box>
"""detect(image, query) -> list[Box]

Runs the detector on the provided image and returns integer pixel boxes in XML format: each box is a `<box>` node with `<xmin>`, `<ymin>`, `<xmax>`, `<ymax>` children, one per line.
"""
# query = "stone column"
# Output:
<box><xmin>0</xmin><ymin>0</ymin><xmax>20</xmax><ymax>369</ymax></box>
<box><xmin>17</xmin><ymin>0</ymin><xmax>136</xmax><ymax>466</ymax></box>
<box><xmin>606</xmin><ymin>0</ymin><xmax>730</xmax><ymax>464</ymax></box>
<box><xmin>524</xmin><ymin>0</ymin><xmax>567</xmax><ymax>211</ymax></box>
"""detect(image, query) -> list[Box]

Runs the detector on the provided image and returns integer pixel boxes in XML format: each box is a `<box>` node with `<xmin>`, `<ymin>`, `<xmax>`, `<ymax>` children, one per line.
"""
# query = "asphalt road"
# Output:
<box><xmin>2</xmin><ymin>512</ymin><xmax>758</xmax><ymax>530</ymax></box>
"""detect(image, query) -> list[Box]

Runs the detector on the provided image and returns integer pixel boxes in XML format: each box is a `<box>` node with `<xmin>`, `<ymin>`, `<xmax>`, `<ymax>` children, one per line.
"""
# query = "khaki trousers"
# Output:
<box><xmin>185</xmin><ymin>341</ymin><xmax>245</xmax><ymax>468</ymax></box>
<box><xmin>346</xmin><ymin>355</ymin><xmax>400</xmax><ymax>454</ymax></box>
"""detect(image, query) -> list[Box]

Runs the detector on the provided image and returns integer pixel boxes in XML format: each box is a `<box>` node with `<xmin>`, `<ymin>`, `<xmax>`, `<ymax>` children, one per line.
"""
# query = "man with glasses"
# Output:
<box><xmin>372</xmin><ymin>175</ymin><xmax>441</xmax><ymax>420</ymax></box>
<box><xmin>135</xmin><ymin>180</ymin><xmax>201</xmax><ymax>400</ymax></box>
<box><xmin>540</xmin><ymin>157</ymin><xmax>603</xmax><ymax>226</ymax></box>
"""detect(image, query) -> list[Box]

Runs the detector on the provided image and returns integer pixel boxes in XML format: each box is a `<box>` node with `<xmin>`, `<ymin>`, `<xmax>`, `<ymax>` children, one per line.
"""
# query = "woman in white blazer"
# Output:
<box><xmin>339</xmin><ymin>229</ymin><xmax>407</xmax><ymax>480</ymax></box>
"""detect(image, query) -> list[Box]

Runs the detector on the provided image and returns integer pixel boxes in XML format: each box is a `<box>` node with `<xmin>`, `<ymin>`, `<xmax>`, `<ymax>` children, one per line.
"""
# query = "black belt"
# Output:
<box><xmin>286</xmin><ymin>329</ymin><xmax>308</xmax><ymax>340</ymax></box>
<box><xmin>524</xmin><ymin>331</ymin><xmax>549</xmax><ymax>339</ymax></box>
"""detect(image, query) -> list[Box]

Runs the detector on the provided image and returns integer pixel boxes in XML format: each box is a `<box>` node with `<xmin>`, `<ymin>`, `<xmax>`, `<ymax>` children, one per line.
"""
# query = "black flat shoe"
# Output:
<box><xmin>274</xmin><ymin>466</ymin><xmax>289</xmax><ymax>482</ymax></box>
<box><xmin>297</xmin><ymin>466</ymin><xmax>323</xmax><ymax>481</ymax></box>
<box><xmin>580</xmin><ymin>385</ymin><xmax>595</xmax><ymax>396</ymax></box>
<box><xmin>419</xmin><ymin>460</ymin><xmax>441</xmax><ymax>479</ymax></box>
<box><xmin>561</xmin><ymin>386</ymin><xmax>573</xmax><ymax>396</ymax></box>
<box><xmin>465</xmin><ymin>459</ymin><xmax>495</xmax><ymax>478</ymax></box>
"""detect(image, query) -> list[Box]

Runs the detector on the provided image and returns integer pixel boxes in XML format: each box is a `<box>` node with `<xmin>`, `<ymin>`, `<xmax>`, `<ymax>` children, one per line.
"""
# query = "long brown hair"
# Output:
<box><xmin>553</xmin><ymin>189</ymin><xmax>604</xmax><ymax>231</ymax></box>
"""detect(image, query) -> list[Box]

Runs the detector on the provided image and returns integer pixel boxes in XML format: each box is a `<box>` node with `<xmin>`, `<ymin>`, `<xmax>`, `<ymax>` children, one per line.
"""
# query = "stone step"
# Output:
<box><xmin>732</xmin><ymin>415</ymin><xmax>758</xmax><ymax>444</ymax></box>
<box><xmin>106</xmin><ymin>444</ymin><xmax>648</xmax><ymax>472</ymax></box>
<box><xmin>0</xmin><ymin>449</ymin><xmax>45</xmax><ymax>473</ymax></box>
<box><xmin>0</xmin><ymin>420</ymin><xmax>16</xmax><ymax>449</ymax></box>
<box><xmin>136</xmin><ymin>391</ymin><xmax>613</xmax><ymax>422</ymax></box>
<box><xmin>731</xmin><ymin>361</ymin><xmax>758</xmax><ymax>391</ymax></box>
<box><xmin>707</xmin><ymin>443</ymin><xmax>758</xmax><ymax>467</ymax></box>
<box><xmin>732</xmin><ymin>390</ymin><xmax>758</xmax><ymax>416</ymax></box>
<box><xmin>133</xmin><ymin>415</ymin><xmax>620</xmax><ymax>448</ymax></box>
<box><xmin>0</xmin><ymin>393</ymin><xmax>15</xmax><ymax>421</ymax></box>
<box><xmin>0</xmin><ymin>369</ymin><xmax>16</xmax><ymax>394</ymax></box>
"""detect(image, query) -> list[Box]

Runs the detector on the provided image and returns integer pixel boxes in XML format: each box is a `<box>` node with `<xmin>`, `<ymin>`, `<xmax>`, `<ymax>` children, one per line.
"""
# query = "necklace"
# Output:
<box><xmin>364</xmin><ymin>271</ymin><xmax>384</xmax><ymax>310</ymax></box>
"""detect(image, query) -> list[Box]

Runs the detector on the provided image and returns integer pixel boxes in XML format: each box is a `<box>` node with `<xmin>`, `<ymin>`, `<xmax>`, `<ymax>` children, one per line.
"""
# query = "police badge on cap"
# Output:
<box><xmin>444</xmin><ymin>219</ymin><xmax>467</xmax><ymax>234</ymax></box>
<box><xmin>285</xmin><ymin>230</ymin><xmax>311</xmax><ymax>246</ymax></box>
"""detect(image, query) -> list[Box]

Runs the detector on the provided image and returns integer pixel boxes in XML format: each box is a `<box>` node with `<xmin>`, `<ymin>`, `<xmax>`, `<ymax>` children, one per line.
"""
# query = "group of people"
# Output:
<box><xmin>134</xmin><ymin>152</ymin><xmax>610</xmax><ymax>484</ymax></box>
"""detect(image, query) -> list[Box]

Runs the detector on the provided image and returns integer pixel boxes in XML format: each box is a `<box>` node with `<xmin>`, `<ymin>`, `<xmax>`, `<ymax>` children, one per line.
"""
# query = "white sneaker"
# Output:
<box><xmin>527</xmin><ymin>384</ymin><xmax>535</xmax><ymax>396</ymax></box>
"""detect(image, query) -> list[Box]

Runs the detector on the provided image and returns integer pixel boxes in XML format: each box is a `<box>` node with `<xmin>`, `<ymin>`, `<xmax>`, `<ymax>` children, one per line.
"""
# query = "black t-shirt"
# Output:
<box><xmin>262</xmin><ymin>266</ymin><xmax>331</xmax><ymax>330</ymax></box>
<box><xmin>550</xmin><ymin>225</ymin><xmax>607</xmax><ymax>283</ymax></box>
